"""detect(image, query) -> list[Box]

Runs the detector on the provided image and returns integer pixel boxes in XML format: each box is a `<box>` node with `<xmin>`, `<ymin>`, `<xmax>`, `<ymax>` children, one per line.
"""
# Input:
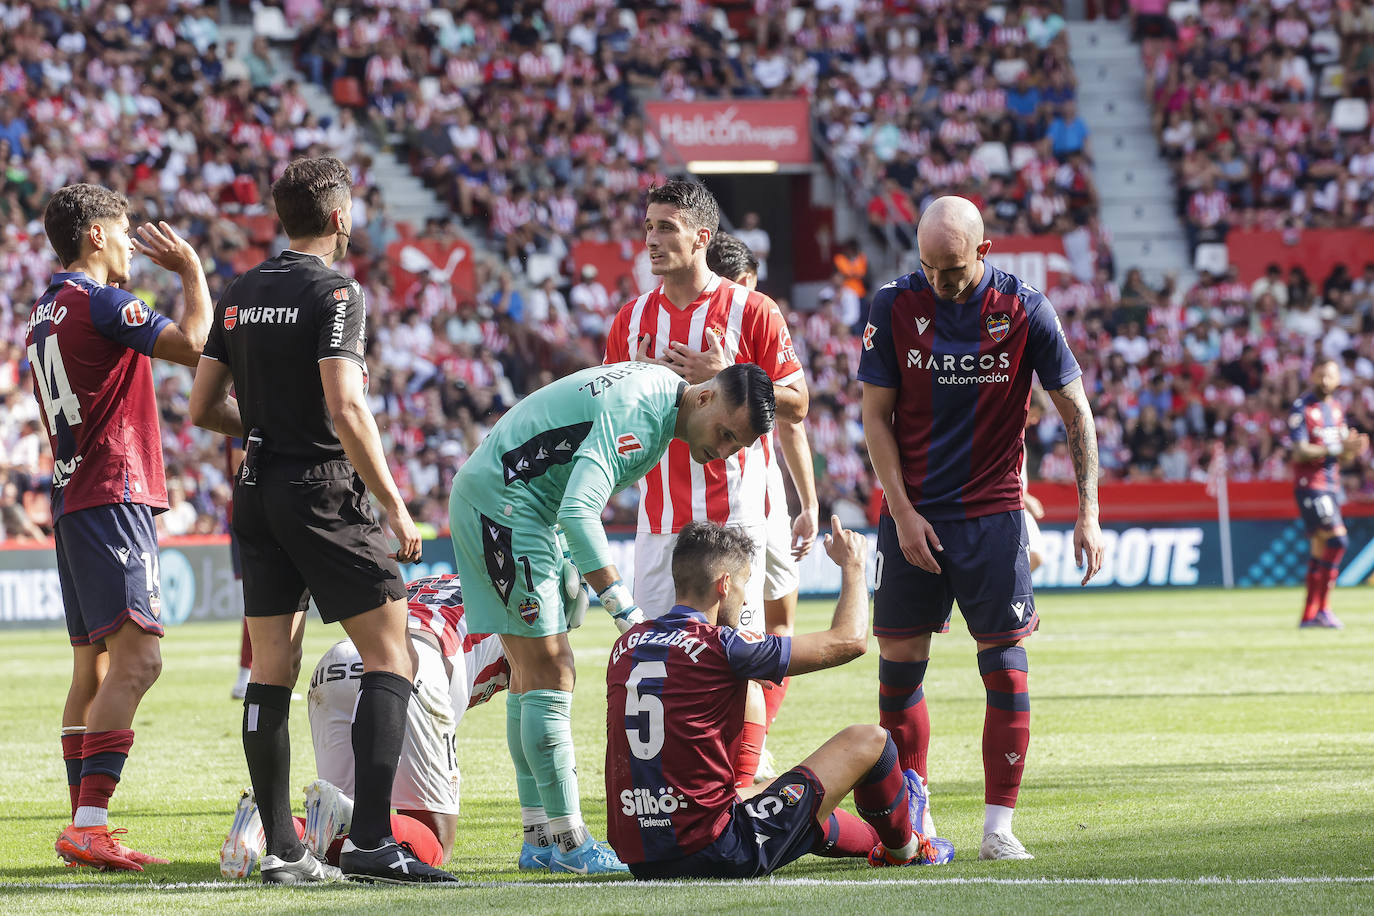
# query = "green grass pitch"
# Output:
<box><xmin>1</xmin><ymin>587</ymin><xmax>1371</xmax><ymax>914</ymax></box>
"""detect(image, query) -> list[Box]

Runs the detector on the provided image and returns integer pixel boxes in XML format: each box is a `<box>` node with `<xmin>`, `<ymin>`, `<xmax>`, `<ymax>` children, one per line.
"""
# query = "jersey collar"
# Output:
<box><xmin>281</xmin><ymin>249</ymin><xmax>328</xmax><ymax>265</ymax></box>
<box><xmin>666</xmin><ymin>604</ymin><xmax>709</xmax><ymax>623</ymax></box>
<box><xmin>656</xmin><ymin>271</ymin><xmax>722</xmax><ymax>308</ymax></box>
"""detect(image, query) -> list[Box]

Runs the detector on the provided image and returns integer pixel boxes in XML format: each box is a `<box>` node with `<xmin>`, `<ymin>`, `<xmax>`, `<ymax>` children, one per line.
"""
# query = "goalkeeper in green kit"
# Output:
<box><xmin>449</xmin><ymin>360</ymin><xmax>776</xmax><ymax>874</ymax></box>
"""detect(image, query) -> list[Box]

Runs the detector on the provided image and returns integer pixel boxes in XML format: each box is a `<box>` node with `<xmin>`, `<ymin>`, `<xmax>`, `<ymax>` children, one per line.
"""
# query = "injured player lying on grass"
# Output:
<box><xmin>219</xmin><ymin>573</ymin><xmax>523</xmax><ymax>880</ymax></box>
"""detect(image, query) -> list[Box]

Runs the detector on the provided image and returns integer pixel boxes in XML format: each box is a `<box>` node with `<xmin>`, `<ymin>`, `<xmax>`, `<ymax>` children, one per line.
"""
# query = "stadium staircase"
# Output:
<box><xmin>221</xmin><ymin>23</ymin><xmax>486</xmax><ymax>242</ymax></box>
<box><xmin>1066</xmin><ymin>19</ymin><xmax>1194</xmax><ymax>287</ymax></box>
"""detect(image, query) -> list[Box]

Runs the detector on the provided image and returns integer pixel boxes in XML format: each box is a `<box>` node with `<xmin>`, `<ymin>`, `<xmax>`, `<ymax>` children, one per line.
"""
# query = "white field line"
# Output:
<box><xmin>4</xmin><ymin>876</ymin><xmax>1373</xmax><ymax>891</ymax></box>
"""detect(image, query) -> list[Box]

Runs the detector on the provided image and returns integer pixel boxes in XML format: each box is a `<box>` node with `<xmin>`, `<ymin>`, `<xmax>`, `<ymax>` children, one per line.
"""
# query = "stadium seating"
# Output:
<box><xmin>0</xmin><ymin>0</ymin><xmax>1370</xmax><ymax>542</ymax></box>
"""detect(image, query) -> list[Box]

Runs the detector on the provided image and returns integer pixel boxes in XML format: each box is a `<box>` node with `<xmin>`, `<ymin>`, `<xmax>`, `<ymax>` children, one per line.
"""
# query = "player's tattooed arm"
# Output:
<box><xmin>1048</xmin><ymin>378</ymin><xmax>1099</xmax><ymax>514</ymax></box>
<box><xmin>1048</xmin><ymin>377</ymin><xmax>1104</xmax><ymax>585</ymax></box>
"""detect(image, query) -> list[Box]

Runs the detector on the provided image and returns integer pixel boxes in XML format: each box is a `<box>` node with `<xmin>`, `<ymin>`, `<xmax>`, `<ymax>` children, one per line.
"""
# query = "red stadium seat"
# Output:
<box><xmin>332</xmin><ymin>77</ymin><xmax>366</xmax><ymax>109</ymax></box>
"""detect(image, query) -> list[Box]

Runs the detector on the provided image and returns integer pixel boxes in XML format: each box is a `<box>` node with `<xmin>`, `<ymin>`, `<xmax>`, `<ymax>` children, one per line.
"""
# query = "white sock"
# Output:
<box><xmin>74</xmin><ymin>806</ymin><xmax>108</xmax><ymax>828</ymax></box>
<box><xmin>549</xmin><ymin>815</ymin><xmax>588</xmax><ymax>852</ymax></box>
<box><xmin>521</xmin><ymin>806</ymin><xmax>551</xmax><ymax>847</ymax></box>
<box><xmin>885</xmin><ymin>834</ymin><xmax>920</xmax><ymax>862</ymax></box>
<box><xmin>984</xmin><ymin>804</ymin><xmax>1014</xmax><ymax>837</ymax></box>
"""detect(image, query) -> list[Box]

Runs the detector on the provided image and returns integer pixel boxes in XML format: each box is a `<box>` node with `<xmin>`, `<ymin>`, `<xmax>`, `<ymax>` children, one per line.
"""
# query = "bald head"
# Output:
<box><xmin>917</xmin><ymin>196</ymin><xmax>985</xmax><ymax>254</ymax></box>
<box><xmin>916</xmin><ymin>196</ymin><xmax>991</xmax><ymax>302</ymax></box>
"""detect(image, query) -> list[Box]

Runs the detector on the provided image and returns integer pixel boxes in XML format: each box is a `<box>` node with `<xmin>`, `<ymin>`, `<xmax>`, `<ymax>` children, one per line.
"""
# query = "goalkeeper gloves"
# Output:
<box><xmin>561</xmin><ymin>557</ymin><xmax>589</xmax><ymax>630</ymax></box>
<box><xmin>597</xmin><ymin>580</ymin><xmax>645</xmax><ymax>633</ymax></box>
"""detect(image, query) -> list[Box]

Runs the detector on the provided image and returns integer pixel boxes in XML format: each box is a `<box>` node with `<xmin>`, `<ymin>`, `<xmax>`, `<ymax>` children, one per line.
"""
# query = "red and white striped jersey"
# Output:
<box><xmin>405</xmin><ymin>574</ymin><xmax>509</xmax><ymax>709</ymax></box>
<box><xmin>604</xmin><ymin>274</ymin><xmax>805</xmax><ymax>533</ymax></box>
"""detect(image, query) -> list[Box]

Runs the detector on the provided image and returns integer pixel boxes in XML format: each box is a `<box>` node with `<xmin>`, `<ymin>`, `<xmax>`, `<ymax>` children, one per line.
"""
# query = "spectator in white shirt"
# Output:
<box><xmin>753</xmin><ymin>45</ymin><xmax>790</xmax><ymax>91</ymax></box>
<box><xmin>819</xmin><ymin>273</ymin><xmax>862</xmax><ymax>330</ymax></box>
<box><xmin>527</xmin><ymin>275</ymin><xmax>570</xmax><ymax>326</ymax></box>
<box><xmin>1112</xmin><ymin>322</ymin><xmax>1151</xmax><ymax>365</ymax></box>
<box><xmin>570</xmin><ymin>264</ymin><xmax>612</xmax><ymax>337</ymax></box>
<box><xmin>733</xmin><ymin>212</ymin><xmax>771</xmax><ymax>283</ymax></box>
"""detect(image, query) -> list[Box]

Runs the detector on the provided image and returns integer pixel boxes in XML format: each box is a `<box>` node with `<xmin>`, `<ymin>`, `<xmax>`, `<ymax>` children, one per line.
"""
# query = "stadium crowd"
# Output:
<box><xmin>1</xmin><ymin>0</ymin><xmax>1372</xmax><ymax>543</ymax></box>
<box><xmin>1137</xmin><ymin>0</ymin><xmax>1374</xmax><ymax>250</ymax></box>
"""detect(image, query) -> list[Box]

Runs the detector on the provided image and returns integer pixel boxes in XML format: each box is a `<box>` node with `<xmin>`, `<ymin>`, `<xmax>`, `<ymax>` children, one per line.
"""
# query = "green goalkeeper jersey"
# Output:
<box><xmin>450</xmin><ymin>362</ymin><xmax>685</xmax><ymax>576</ymax></box>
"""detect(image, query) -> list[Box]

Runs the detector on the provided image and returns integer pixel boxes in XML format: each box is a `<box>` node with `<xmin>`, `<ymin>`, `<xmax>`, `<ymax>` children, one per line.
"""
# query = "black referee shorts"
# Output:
<box><xmin>232</xmin><ymin>457</ymin><xmax>405</xmax><ymax>624</ymax></box>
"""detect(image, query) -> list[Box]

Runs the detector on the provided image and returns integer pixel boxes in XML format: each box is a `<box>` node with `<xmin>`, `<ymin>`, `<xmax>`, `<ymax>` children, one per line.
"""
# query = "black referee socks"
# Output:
<box><xmin>243</xmin><ymin>683</ymin><xmax>302</xmax><ymax>860</ymax></box>
<box><xmin>350</xmin><ymin>670</ymin><xmax>414</xmax><ymax>847</ymax></box>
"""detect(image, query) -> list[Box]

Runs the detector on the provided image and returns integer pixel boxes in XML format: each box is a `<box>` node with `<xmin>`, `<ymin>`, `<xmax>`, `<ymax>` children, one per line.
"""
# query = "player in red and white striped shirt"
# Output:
<box><xmin>603</xmin><ymin>182</ymin><xmax>809</xmax><ymax>787</ymax></box>
<box><xmin>305</xmin><ymin>574</ymin><xmax>509</xmax><ymax>861</ymax></box>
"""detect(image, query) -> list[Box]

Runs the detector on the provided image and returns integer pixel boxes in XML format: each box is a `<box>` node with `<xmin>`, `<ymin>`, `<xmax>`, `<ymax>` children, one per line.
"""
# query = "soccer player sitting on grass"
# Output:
<box><xmin>604</xmin><ymin>519</ymin><xmax>954</xmax><ymax>879</ymax></box>
<box><xmin>220</xmin><ymin>573</ymin><xmax>525</xmax><ymax>877</ymax></box>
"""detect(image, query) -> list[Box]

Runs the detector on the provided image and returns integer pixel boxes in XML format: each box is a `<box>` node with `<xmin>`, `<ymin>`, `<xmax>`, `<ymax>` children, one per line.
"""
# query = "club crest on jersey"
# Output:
<box><xmin>616</xmin><ymin>433</ymin><xmax>643</xmax><ymax>455</ymax></box>
<box><xmin>518</xmin><ymin>597</ymin><xmax>540</xmax><ymax>625</ymax></box>
<box><xmin>862</xmin><ymin>322</ymin><xmax>876</xmax><ymax>350</ymax></box>
<box><xmin>223</xmin><ymin>306</ymin><xmax>238</xmax><ymax>330</ymax></box>
<box><xmin>986</xmin><ymin>313</ymin><xmax>1010</xmax><ymax>343</ymax></box>
<box><xmin>121</xmin><ymin>300</ymin><xmax>149</xmax><ymax>327</ymax></box>
<box><xmin>779</xmin><ymin>783</ymin><xmax>805</xmax><ymax>807</ymax></box>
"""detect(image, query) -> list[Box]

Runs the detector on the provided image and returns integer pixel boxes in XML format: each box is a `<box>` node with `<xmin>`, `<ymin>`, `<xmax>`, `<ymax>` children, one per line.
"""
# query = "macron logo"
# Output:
<box><xmin>915</xmin><ymin>316</ymin><xmax>930</xmax><ymax>334</ymax></box>
<box><xmin>1005</xmin><ymin>752</ymin><xmax>1023</xmax><ymax>766</ymax></box>
<box><xmin>1012</xmin><ymin>601</ymin><xmax>1027</xmax><ymax>622</ymax></box>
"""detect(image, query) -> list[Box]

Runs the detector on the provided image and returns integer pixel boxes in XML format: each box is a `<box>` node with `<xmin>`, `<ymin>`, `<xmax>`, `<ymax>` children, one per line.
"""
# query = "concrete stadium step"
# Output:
<box><xmin>1067</xmin><ymin>18</ymin><xmax>1191</xmax><ymax>280</ymax></box>
<box><xmin>1100</xmin><ymin>201</ymin><xmax>1180</xmax><ymax>227</ymax></box>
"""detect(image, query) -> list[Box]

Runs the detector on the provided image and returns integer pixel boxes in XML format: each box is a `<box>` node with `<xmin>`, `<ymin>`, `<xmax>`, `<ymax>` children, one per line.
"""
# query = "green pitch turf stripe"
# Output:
<box><xmin>11</xmin><ymin>877</ymin><xmax>1374</xmax><ymax>891</ymax></box>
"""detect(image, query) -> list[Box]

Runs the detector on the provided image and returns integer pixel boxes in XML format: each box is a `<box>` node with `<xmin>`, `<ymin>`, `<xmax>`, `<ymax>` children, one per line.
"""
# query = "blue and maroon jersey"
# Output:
<box><xmin>1287</xmin><ymin>392</ymin><xmax>1345</xmax><ymax>492</ymax></box>
<box><xmin>25</xmin><ymin>272</ymin><xmax>172</xmax><ymax>520</ymax></box>
<box><xmin>857</xmin><ymin>265</ymin><xmax>1081</xmax><ymax>521</ymax></box>
<box><xmin>605</xmin><ymin>606</ymin><xmax>791</xmax><ymax>864</ymax></box>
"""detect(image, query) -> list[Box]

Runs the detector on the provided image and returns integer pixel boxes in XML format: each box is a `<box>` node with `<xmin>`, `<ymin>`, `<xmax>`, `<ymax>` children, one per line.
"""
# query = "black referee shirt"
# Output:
<box><xmin>203</xmin><ymin>250</ymin><xmax>368</xmax><ymax>459</ymax></box>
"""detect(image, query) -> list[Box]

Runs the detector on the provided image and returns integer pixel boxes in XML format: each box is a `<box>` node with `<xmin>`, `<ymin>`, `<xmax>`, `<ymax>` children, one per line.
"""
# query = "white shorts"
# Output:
<box><xmin>1025</xmin><ymin>512</ymin><xmax>1045</xmax><ymax>558</ymax></box>
<box><xmin>763</xmin><ymin>460</ymin><xmax>800</xmax><ymax>602</ymax></box>
<box><xmin>633</xmin><ymin>523</ymin><xmax>767</xmax><ymax>633</ymax></box>
<box><xmin>307</xmin><ymin>634</ymin><xmax>462</xmax><ymax>816</ymax></box>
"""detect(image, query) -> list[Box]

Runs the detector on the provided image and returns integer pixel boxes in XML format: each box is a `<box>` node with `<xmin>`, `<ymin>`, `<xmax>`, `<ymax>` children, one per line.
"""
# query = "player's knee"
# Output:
<box><xmin>119</xmin><ymin>649</ymin><xmax>162</xmax><ymax>695</ymax></box>
<box><xmin>1028</xmin><ymin>550</ymin><xmax>1043</xmax><ymax>573</ymax></box>
<box><xmin>843</xmin><ymin>723</ymin><xmax>888</xmax><ymax>759</ymax></box>
<box><xmin>877</xmin><ymin>636</ymin><xmax>931</xmax><ymax>664</ymax></box>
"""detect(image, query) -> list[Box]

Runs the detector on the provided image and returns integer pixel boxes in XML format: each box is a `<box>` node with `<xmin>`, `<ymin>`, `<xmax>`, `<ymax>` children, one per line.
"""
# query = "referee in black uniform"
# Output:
<box><xmin>190</xmin><ymin>157</ymin><xmax>455</xmax><ymax>884</ymax></box>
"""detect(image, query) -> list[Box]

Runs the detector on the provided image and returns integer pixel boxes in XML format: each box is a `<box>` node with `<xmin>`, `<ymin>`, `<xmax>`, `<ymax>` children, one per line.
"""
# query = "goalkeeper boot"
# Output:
<box><xmin>519</xmin><ymin>841</ymin><xmax>553</xmax><ymax>870</ymax></box>
<box><xmin>550</xmin><ymin>837</ymin><xmax>629</xmax><ymax>875</ymax></box>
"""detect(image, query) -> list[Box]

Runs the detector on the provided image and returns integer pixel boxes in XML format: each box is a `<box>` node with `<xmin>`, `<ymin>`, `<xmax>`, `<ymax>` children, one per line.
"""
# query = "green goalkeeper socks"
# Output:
<box><xmin>519</xmin><ymin>689</ymin><xmax>581</xmax><ymax>821</ymax></box>
<box><xmin>505</xmin><ymin>691</ymin><xmax>542</xmax><ymax>810</ymax></box>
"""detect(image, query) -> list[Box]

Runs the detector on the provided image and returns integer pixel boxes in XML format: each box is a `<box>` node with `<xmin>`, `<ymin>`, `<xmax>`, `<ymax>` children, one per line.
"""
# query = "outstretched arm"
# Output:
<box><xmin>1047</xmin><ymin>377</ymin><xmax>1104</xmax><ymax>585</ymax></box>
<box><xmin>786</xmin><ymin>517</ymin><xmax>870</xmax><ymax>675</ymax></box>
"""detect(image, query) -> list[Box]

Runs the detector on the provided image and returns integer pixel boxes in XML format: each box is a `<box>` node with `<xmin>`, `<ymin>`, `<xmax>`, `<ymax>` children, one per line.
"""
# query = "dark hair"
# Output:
<box><xmin>717</xmin><ymin>362</ymin><xmax>775</xmax><ymax>438</ymax></box>
<box><xmin>671</xmin><ymin>521</ymin><xmax>757</xmax><ymax>598</ymax></box>
<box><xmin>706</xmin><ymin>232</ymin><xmax>759</xmax><ymax>282</ymax></box>
<box><xmin>645</xmin><ymin>180</ymin><xmax>719</xmax><ymax>235</ymax></box>
<box><xmin>1312</xmin><ymin>355</ymin><xmax>1338</xmax><ymax>372</ymax></box>
<box><xmin>43</xmin><ymin>184</ymin><xmax>129</xmax><ymax>267</ymax></box>
<box><xmin>272</xmin><ymin>156</ymin><xmax>353</xmax><ymax>238</ymax></box>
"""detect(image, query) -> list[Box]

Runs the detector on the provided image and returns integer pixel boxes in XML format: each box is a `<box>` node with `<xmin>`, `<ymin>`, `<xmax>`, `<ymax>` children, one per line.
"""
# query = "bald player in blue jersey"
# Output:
<box><xmin>858</xmin><ymin>196</ymin><xmax>1105</xmax><ymax>861</ymax></box>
